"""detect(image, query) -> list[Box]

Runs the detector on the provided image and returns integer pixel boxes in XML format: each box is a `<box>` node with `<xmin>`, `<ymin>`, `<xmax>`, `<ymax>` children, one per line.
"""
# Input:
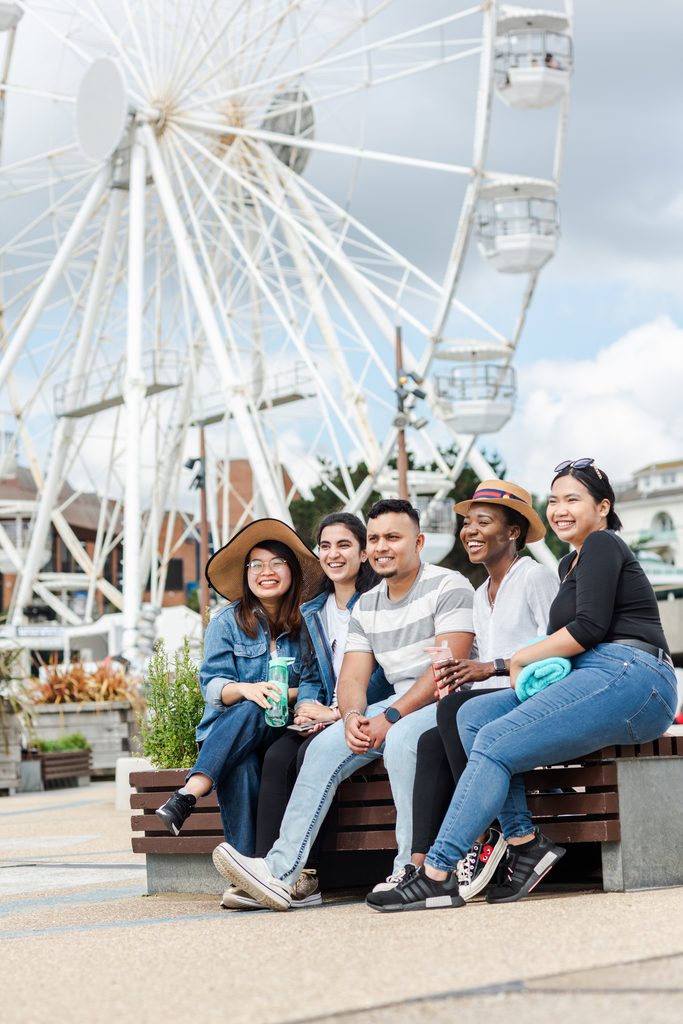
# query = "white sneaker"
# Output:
<box><xmin>220</xmin><ymin>885</ymin><xmax>264</xmax><ymax>910</ymax></box>
<box><xmin>457</xmin><ymin>828</ymin><xmax>507</xmax><ymax>901</ymax></box>
<box><xmin>212</xmin><ymin>843</ymin><xmax>292</xmax><ymax>911</ymax></box>
<box><xmin>371</xmin><ymin>864</ymin><xmax>416</xmax><ymax>893</ymax></box>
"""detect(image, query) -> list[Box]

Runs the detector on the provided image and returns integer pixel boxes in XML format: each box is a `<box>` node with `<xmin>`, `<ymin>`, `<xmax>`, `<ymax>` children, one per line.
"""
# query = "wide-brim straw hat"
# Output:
<box><xmin>205</xmin><ymin>518</ymin><xmax>325</xmax><ymax>602</ymax></box>
<box><xmin>453</xmin><ymin>479</ymin><xmax>546</xmax><ymax>544</ymax></box>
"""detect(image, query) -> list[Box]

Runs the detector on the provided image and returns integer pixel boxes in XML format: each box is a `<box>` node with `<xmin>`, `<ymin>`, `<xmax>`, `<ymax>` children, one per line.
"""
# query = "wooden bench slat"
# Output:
<box><xmin>542</xmin><ymin>819</ymin><xmax>621</xmax><ymax>843</ymax></box>
<box><xmin>133</xmin><ymin>836</ymin><xmax>219</xmax><ymax>854</ymax></box>
<box><xmin>336</xmin><ymin>781</ymin><xmax>393</xmax><ymax>802</ymax></box>
<box><xmin>527</xmin><ymin>792</ymin><xmax>619</xmax><ymax>816</ymax></box>
<box><xmin>327</xmin><ymin>830</ymin><xmax>396</xmax><ymax>852</ymax></box>
<box><xmin>334</xmin><ymin>805</ymin><xmax>397</xmax><ymax>827</ymax></box>
<box><xmin>131</xmin><ymin>792</ymin><xmax>219</xmax><ymax>811</ymax></box>
<box><xmin>131</xmin><ymin>813</ymin><xmax>224</xmax><ymax>834</ymax></box>
<box><xmin>523</xmin><ymin>764</ymin><xmax>617</xmax><ymax>787</ymax></box>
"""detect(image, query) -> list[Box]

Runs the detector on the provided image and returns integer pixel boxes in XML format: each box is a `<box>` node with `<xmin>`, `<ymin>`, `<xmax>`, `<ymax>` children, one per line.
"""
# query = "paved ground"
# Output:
<box><xmin>2</xmin><ymin>781</ymin><xmax>683</xmax><ymax>1024</ymax></box>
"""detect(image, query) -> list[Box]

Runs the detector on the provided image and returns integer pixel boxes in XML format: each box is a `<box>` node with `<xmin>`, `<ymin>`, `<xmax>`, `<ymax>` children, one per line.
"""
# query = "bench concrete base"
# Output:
<box><xmin>146</xmin><ymin>853</ymin><xmax>223</xmax><ymax>895</ymax></box>
<box><xmin>601</xmin><ymin>756</ymin><xmax>683</xmax><ymax>891</ymax></box>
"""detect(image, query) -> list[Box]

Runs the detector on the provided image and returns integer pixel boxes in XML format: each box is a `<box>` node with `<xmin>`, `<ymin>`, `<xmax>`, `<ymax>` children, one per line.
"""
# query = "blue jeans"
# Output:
<box><xmin>426</xmin><ymin>643</ymin><xmax>678</xmax><ymax>873</ymax></box>
<box><xmin>265</xmin><ymin>700</ymin><xmax>438</xmax><ymax>885</ymax></box>
<box><xmin>188</xmin><ymin>700</ymin><xmax>279</xmax><ymax>855</ymax></box>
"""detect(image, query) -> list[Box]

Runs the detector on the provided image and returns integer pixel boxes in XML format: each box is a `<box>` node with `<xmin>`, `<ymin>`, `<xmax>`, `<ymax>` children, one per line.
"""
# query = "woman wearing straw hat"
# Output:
<box><xmin>407</xmin><ymin>479</ymin><xmax>558</xmax><ymax>901</ymax></box>
<box><xmin>155</xmin><ymin>519</ymin><xmax>324</xmax><ymax>857</ymax></box>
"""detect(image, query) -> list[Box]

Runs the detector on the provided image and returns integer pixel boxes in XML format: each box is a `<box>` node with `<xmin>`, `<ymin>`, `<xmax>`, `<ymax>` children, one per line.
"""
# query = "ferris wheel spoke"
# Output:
<box><xmin>81</xmin><ymin>0</ymin><xmax>150</xmax><ymax>102</ymax></box>
<box><xmin>172</xmin><ymin>132</ymin><xmax>370</xmax><ymax>460</ymax></box>
<box><xmin>175</xmin><ymin>113</ymin><xmax>473</xmax><ymax>178</ymax></box>
<box><xmin>243</xmin><ymin>144</ymin><xmax>395</xmax><ymax>392</ymax></box>
<box><xmin>246</xmin><ymin>173</ymin><xmax>376</xmax><ymax>461</ymax></box>
<box><xmin>14</xmin><ymin>0</ymin><xmax>91</xmax><ymax>65</ymax></box>
<box><xmin>177</xmin><ymin>3</ymin><xmax>482</xmax><ymax>113</ymax></box>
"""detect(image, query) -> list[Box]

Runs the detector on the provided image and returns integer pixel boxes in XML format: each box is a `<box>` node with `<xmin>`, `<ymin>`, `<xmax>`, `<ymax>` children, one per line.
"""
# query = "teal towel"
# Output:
<box><xmin>515</xmin><ymin>652</ymin><xmax>571</xmax><ymax>701</ymax></box>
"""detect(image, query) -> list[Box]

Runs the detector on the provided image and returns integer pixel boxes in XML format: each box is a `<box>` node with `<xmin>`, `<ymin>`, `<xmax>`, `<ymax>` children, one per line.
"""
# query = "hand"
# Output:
<box><xmin>345</xmin><ymin>713</ymin><xmax>371</xmax><ymax>753</ymax></box>
<box><xmin>364</xmin><ymin>714</ymin><xmax>391</xmax><ymax>750</ymax></box>
<box><xmin>295</xmin><ymin>703</ymin><xmax>338</xmax><ymax>725</ymax></box>
<box><xmin>236</xmin><ymin>681</ymin><xmax>282</xmax><ymax>710</ymax></box>
<box><xmin>433</xmin><ymin>657</ymin><xmax>489</xmax><ymax>696</ymax></box>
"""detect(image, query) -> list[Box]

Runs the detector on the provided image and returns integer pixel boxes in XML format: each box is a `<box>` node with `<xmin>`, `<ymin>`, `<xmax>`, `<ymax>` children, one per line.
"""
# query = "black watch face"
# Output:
<box><xmin>385</xmin><ymin>707</ymin><xmax>401</xmax><ymax>724</ymax></box>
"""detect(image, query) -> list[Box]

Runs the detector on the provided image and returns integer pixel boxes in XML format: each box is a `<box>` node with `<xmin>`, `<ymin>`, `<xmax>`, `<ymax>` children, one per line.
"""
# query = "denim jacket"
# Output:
<box><xmin>197</xmin><ymin>603</ymin><xmax>302</xmax><ymax>742</ymax></box>
<box><xmin>296</xmin><ymin>590</ymin><xmax>392</xmax><ymax>707</ymax></box>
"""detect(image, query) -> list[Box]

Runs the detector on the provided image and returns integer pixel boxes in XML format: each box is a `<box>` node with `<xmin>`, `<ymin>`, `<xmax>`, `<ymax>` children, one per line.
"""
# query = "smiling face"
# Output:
<box><xmin>459</xmin><ymin>503</ymin><xmax>519</xmax><ymax>568</ymax></box>
<box><xmin>547</xmin><ymin>475</ymin><xmax>610</xmax><ymax>551</ymax></box>
<box><xmin>245</xmin><ymin>545</ymin><xmax>293</xmax><ymax>603</ymax></box>
<box><xmin>366</xmin><ymin>512</ymin><xmax>424</xmax><ymax>579</ymax></box>
<box><xmin>318</xmin><ymin>523</ymin><xmax>366</xmax><ymax>587</ymax></box>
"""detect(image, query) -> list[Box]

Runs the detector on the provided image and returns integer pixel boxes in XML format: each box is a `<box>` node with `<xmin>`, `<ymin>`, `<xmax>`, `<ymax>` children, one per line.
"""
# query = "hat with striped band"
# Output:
<box><xmin>453</xmin><ymin>479</ymin><xmax>546</xmax><ymax>543</ymax></box>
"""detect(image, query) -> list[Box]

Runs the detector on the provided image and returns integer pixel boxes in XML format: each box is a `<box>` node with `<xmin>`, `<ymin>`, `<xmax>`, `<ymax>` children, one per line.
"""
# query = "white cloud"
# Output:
<box><xmin>496</xmin><ymin>316</ymin><xmax>683</xmax><ymax>496</ymax></box>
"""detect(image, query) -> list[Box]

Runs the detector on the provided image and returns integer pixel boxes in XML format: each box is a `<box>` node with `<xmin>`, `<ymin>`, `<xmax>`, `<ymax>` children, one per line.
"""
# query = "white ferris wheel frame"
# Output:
<box><xmin>0</xmin><ymin>1</ymin><xmax>573</xmax><ymax>660</ymax></box>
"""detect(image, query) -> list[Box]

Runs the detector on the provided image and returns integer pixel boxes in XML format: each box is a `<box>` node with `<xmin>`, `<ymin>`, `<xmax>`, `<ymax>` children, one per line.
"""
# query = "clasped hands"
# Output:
<box><xmin>344</xmin><ymin>711</ymin><xmax>390</xmax><ymax>753</ymax></box>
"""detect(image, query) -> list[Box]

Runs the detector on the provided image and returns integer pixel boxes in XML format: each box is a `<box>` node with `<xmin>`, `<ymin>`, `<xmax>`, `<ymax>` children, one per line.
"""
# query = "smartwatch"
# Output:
<box><xmin>384</xmin><ymin>706</ymin><xmax>402</xmax><ymax>725</ymax></box>
<box><xmin>493</xmin><ymin>658</ymin><xmax>507</xmax><ymax>677</ymax></box>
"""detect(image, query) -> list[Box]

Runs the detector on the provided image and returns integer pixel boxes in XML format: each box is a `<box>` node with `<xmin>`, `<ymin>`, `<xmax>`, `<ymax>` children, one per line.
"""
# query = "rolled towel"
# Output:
<box><xmin>515</xmin><ymin>655</ymin><xmax>571</xmax><ymax>701</ymax></box>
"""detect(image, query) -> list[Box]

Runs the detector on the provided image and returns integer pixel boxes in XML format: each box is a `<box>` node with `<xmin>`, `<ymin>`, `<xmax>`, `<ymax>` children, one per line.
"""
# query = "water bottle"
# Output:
<box><xmin>264</xmin><ymin>656</ymin><xmax>295</xmax><ymax>727</ymax></box>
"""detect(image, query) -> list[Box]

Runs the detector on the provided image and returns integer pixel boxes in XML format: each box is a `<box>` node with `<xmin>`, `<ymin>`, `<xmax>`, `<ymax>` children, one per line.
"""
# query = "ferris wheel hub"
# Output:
<box><xmin>76</xmin><ymin>57</ymin><xmax>129</xmax><ymax>161</ymax></box>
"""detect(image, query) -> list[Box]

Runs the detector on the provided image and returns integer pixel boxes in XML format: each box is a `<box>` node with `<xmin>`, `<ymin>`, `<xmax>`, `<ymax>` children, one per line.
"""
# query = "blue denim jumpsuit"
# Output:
<box><xmin>188</xmin><ymin>602</ymin><xmax>302</xmax><ymax>855</ymax></box>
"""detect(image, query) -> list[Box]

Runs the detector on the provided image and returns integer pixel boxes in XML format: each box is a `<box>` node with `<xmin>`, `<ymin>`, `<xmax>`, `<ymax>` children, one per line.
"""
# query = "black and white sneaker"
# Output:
<box><xmin>155</xmin><ymin>791</ymin><xmax>196</xmax><ymax>836</ymax></box>
<box><xmin>366</xmin><ymin>866</ymin><xmax>465</xmax><ymax>913</ymax></box>
<box><xmin>457</xmin><ymin>828</ymin><xmax>507</xmax><ymax>901</ymax></box>
<box><xmin>486</xmin><ymin>832</ymin><xmax>565</xmax><ymax>904</ymax></box>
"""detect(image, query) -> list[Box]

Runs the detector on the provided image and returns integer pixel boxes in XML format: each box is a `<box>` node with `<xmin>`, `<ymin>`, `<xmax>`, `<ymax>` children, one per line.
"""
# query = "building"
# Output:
<box><xmin>615</xmin><ymin>459</ymin><xmax>683</xmax><ymax>569</ymax></box>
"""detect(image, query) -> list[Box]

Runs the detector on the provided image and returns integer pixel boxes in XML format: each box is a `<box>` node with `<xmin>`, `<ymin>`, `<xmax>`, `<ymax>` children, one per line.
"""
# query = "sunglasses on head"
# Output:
<box><xmin>554</xmin><ymin>458</ymin><xmax>603</xmax><ymax>480</ymax></box>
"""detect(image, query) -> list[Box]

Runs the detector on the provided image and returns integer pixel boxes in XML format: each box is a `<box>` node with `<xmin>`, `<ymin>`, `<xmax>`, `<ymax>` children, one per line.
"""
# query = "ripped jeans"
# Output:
<box><xmin>265</xmin><ymin>699</ymin><xmax>437</xmax><ymax>885</ymax></box>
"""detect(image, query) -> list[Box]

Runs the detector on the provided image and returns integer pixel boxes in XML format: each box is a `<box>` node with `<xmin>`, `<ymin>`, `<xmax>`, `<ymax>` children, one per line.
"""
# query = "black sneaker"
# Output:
<box><xmin>155</xmin><ymin>791</ymin><xmax>196</xmax><ymax>836</ymax></box>
<box><xmin>366</xmin><ymin>866</ymin><xmax>465</xmax><ymax>913</ymax></box>
<box><xmin>486</xmin><ymin>832</ymin><xmax>565</xmax><ymax>904</ymax></box>
<box><xmin>457</xmin><ymin>827</ymin><xmax>508</xmax><ymax>901</ymax></box>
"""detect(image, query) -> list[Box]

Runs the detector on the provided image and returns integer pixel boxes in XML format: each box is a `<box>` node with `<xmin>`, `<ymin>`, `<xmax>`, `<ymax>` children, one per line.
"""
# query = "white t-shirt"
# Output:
<box><xmin>324</xmin><ymin>592</ymin><xmax>351</xmax><ymax>695</ymax></box>
<box><xmin>470</xmin><ymin>556</ymin><xmax>559</xmax><ymax>690</ymax></box>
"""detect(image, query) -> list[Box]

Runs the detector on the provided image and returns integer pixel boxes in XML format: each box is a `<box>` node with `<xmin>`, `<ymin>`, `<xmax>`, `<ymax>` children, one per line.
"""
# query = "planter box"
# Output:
<box><xmin>40</xmin><ymin>749</ymin><xmax>92</xmax><ymax>788</ymax></box>
<box><xmin>32</xmin><ymin>701</ymin><xmax>139</xmax><ymax>778</ymax></box>
<box><xmin>0</xmin><ymin>703</ymin><xmax>22</xmax><ymax>796</ymax></box>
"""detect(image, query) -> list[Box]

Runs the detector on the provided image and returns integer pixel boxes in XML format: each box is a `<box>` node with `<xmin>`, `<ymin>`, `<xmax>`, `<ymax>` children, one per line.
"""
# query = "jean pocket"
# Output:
<box><xmin>626</xmin><ymin>689</ymin><xmax>675</xmax><ymax>743</ymax></box>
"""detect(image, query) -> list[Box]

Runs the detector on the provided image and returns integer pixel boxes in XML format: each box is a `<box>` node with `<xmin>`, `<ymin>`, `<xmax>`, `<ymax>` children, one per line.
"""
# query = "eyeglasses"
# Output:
<box><xmin>246</xmin><ymin>557</ymin><xmax>288</xmax><ymax>574</ymax></box>
<box><xmin>554</xmin><ymin>458</ymin><xmax>603</xmax><ymax>480</ymax></box>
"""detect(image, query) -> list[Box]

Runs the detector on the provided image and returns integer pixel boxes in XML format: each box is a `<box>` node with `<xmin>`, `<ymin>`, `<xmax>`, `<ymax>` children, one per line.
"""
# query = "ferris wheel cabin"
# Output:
<box><xmin>495</xmin><ymin>7</ymin><xmax>573</xmax><ymax>109</ymax></box>
<box><xmin>432</xmin><ymin>340</ymin><xmax>517</xmax><ymax>435</ymax></box>
<box><xmin>476</xmin><ymin>178</ymin><xmax>559</xmax><ymax>273</ymax></box>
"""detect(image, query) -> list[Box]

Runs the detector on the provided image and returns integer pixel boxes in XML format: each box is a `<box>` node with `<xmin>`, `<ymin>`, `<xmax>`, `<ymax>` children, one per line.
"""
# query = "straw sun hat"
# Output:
<box><xmin>453</xmin><ymin>479</ymin><xmax>546</xmax><ymax>544</ymax></box>
<box><xmin>205</xmin><ymin>518</ymin><xmax>325</xmax><ymax>602</ymax></box>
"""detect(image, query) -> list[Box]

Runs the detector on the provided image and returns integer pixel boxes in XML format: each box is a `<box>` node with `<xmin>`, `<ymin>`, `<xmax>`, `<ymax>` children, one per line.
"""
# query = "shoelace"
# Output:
<box><xmin>456</xmin><ymin>845</ymin><xmax>479</xmax><ymax>886</ymax></box>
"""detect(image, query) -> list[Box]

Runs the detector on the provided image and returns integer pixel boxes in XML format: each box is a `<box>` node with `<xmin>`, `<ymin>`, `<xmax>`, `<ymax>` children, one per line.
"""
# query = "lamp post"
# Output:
<box><xmin>184</xmin><ymin>424</ymin><xmax>209</xmax><ymax>629</ymax></box>
<box><xmin>394</xmin><ymin>326</ymin><xmax>428</xmax><ymax>502</ymax></box>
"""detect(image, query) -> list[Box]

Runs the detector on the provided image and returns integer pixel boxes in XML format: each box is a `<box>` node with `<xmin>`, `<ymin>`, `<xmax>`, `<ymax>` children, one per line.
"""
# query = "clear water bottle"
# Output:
<box><xmin>264</xmin><ymin>656</ymin><xmax>295</xmax><ymax>727</ymax></box>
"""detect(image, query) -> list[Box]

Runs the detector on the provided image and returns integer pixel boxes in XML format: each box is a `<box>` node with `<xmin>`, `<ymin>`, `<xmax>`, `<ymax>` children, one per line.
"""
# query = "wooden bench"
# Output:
<box><xmin>41</xmin><ymin>749</ymin><xmax>92</xmax><ymax>788</ymax></box>
<box><xmin>130</xmin><ymin>732</ymin><xmax>683</xmax><ymax>894</ymax></box>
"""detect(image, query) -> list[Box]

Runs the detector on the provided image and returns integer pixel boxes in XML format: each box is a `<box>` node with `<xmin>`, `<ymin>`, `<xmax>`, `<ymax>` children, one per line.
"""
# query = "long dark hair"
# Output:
<box><xmin>551</xmin><ymin>465</ymin><xmax>623</xmax><ymax>531</ymax></box>
<box><xmin>235</xmin><ymin>540</ymin><xmax>303</xmax><ymax>639</ymax></box>
<box><xmin>316</xmin><ymin>512</ymin><xmax>379</xmax><ymax>595</ymax></box>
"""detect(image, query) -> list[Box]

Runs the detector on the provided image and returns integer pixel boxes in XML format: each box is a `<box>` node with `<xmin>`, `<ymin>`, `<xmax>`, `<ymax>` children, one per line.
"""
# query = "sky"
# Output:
<box><xmin>487</xmin><ymin>0</ymin><xmax>683</xmax><ymax>494</ymax></box>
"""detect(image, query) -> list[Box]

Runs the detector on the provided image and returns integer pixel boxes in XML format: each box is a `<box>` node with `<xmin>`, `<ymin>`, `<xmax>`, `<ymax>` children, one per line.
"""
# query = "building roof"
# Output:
<box><xmin>633</xmin><ymin>459</ymin><xmax>683</xmax><ymax>475</ymax></box>
<box><xmin>0</xmin><ymin>467</ymin><xmax>117</xmax><ymax>533</ymax></box>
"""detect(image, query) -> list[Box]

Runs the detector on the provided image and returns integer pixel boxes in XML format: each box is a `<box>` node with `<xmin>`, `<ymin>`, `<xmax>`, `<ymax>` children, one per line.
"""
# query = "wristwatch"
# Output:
<box><xmin>384</xmin><ymin>706</ymin><xmax>402</xmax><ymax>725</ymax></box>
<box><xmin>493</xmin><ymin>658</ymin><xmax>507</xmax><ymax>677</ymax></box>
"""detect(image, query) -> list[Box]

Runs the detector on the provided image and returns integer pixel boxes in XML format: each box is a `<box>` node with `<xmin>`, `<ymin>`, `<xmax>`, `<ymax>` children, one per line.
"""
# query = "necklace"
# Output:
<box><xmin>487</xmin><ymin>554</ymin><xmax>519</xmax><ymax>609</ymax></box>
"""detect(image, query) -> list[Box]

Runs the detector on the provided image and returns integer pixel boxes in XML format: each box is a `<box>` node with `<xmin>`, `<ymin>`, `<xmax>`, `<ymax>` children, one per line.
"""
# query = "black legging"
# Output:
<box><xmin>254</xmin><ymin>729</ymin><xmax>320</xmax><ymax>858</ymax></box>
<box><xmin>411</xmin><ymin>687</ymin><xmax>502</xmax><ymax>855</ymax></box>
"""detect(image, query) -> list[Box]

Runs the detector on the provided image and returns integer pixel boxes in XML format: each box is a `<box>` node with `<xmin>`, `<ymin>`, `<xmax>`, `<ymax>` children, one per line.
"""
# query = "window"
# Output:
<box><xmin>165</xmin><ymin>558</ymin><xmax>184</xmax><ymax>591</ymax></box>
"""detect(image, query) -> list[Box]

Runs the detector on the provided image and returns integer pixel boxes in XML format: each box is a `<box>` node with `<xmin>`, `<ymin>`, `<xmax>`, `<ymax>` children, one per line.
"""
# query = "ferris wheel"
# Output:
<box><xmin>0</xmin><ymin>0</ymin><xmax>573</xmax><ymax>659</ymax></box>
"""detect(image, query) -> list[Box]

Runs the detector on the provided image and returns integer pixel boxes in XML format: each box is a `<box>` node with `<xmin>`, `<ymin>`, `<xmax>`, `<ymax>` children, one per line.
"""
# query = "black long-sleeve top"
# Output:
<box><xmin>546</xmin><ymin>530</ymin><xmax>669</xmax><ymax>653</ymax></box>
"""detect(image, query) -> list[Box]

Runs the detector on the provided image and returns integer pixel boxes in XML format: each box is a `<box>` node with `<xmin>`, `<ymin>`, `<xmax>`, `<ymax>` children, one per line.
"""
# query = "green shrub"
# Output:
<box><xmin>36</xmin><ymin>732</ymin><xmax>91</xmax><ymax>753</ymax></box>
<box><xmin>139</xmin><ymin>639</ymin><xmax>204</xmax><ymax>769</ymax></box>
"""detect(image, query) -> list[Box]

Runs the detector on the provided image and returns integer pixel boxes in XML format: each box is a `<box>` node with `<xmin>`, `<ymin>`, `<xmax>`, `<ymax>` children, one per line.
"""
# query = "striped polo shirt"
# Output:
<box><xmin>346</xmin><ymin>562</ymin><xmax>475</xmax><ymax>699</ymax></box>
